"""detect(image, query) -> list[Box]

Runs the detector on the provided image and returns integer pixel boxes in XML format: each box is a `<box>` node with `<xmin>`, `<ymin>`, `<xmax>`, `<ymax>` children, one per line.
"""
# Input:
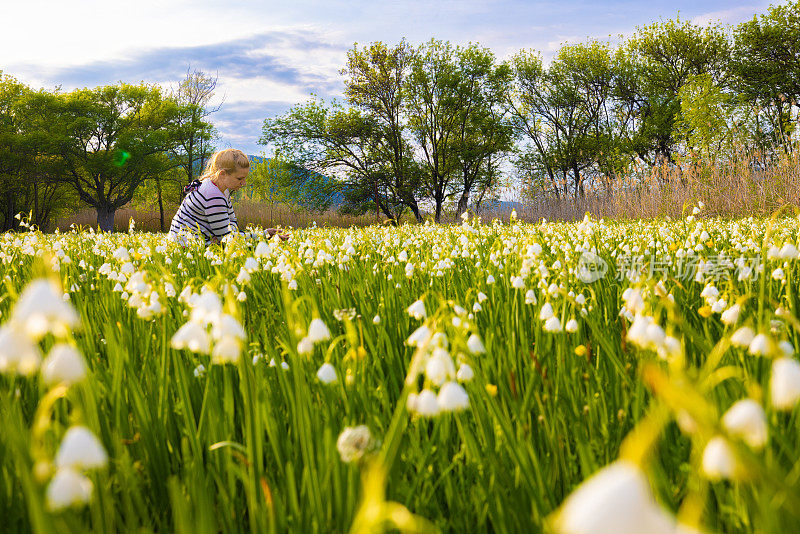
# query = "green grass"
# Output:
<box><xmin>1</xmin><ymin>213</ymin><xmax>800</xmax><ymax>533</ymax></box>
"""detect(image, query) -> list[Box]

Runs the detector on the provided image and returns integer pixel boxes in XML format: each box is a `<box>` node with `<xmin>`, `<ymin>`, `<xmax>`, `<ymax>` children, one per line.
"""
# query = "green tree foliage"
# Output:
<box><xmin>244</xmin><ymin>155</ymin><xmax>339</xmax><ymax>214</ymax></box>
<box><xmin>341</xmin><ymin>40</ymin><xmax>424</xmax><ymax>221</ymax></box>
<box><xmin>262</xmin><ymin>99</ymin><xmax>408</xmax><ymax>221</ymax></box>
<box><xmin>732</xmin><ymin>0</ymin><xmax>800</xmax><ymax>148</ymax></box>
<box><xmin>407</xmin><ymin>40</ymin><xmax>513</xmax><ymax>221</ymax></box>
<box><xmin>621</xmin><ymin>18</ymin><xmax>731</xmax><ymax>165</ymax></box>
<box><xmin>0</xmin><ymin>75</ymin><xmax>79</xmax><ymax>231</ymax></box>
<box><xmin>511</xmin><ymin>41</ymin><xmax>618</xmax><ymax>198</ymax></box>
<box><xmin>50</xmin><ymin>83</ymin><xmax>186</xmax><ymax>231</ymax></box>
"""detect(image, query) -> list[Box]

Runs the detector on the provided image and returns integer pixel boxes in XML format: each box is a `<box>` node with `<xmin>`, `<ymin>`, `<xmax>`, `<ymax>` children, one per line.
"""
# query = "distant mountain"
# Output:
<box><xmin>474</xmin><ymin>199</ymin><xmax>523</xmax><ymax>213</ymax></box>
<box><xmin>243</xmin><ymin>156</ymin><xmax>343</xmax><ymax>210</ymax></box>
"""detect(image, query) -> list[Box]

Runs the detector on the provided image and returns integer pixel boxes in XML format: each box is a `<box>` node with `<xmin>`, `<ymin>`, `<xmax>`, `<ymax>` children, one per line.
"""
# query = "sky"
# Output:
<box><xmin>0</xmin><ymin>0</ymin><xmax>788</xmax><ymax>157</ymax></box>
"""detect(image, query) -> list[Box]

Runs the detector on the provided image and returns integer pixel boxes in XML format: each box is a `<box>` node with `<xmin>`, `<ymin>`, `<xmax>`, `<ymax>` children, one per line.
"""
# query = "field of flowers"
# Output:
<box><xmin>2</xmin><ymin>208</ymin><xmax>800</xmax><ymax>533</ymax></box>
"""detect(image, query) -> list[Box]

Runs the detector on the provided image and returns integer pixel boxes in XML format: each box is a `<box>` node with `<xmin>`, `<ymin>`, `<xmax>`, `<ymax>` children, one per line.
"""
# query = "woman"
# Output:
<box><xmin>168</xmin><ymin>148</ymin><xmax>287</xmax><ymax>244</ymax></box>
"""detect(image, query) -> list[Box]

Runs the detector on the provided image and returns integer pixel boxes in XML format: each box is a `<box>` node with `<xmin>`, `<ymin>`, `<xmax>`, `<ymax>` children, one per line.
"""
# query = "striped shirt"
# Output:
<box><xmin>168</xmin><ymin>180</ymin><xmax>241</xmax><ymax>244</ymax></box>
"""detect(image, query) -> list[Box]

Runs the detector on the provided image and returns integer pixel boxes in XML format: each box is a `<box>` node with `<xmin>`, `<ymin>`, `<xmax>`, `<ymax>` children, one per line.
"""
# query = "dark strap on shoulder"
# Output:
<box><xmin>183</xmin><ymin>179</ymin><xmax>202</xmax><ymax>195</ymax></box>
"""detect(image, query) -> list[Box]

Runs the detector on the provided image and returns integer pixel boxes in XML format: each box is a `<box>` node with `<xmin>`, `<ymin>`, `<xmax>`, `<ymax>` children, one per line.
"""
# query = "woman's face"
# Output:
<box><xmin>219</xmin><ymin>167</ymin><xmax>249</xmax><ymax>193</ymax></box>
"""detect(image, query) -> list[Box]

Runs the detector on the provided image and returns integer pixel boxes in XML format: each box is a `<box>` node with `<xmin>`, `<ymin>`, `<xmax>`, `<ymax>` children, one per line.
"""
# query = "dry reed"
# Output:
<box><xmin>51</xmin><ymin>148</ymin><xmax>800</xmax><ymax>231</ymax></box>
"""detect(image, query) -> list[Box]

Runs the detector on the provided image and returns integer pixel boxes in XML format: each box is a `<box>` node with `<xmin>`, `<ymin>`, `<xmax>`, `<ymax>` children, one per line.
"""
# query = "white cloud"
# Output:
<box><xmin>216</xmin><ymin>76</ymin><xmax>311</xmax><ymax>105</ymax></box>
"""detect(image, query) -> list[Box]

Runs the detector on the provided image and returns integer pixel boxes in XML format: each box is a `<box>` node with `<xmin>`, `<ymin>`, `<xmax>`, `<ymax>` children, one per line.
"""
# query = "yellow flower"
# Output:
<box><xmin>485</xmin><ymin>384</ymin><xmax>498</xmax><ymax>397</ymax></box>
<box><xmin>574</xmin><ymin>345</ymin><xmax>587</xmax><ymax>357</ymax></box>
<box><xmin>697</xmin><ymin>306</ymin><xmax>713</xmax><ymax>318</ymax></box>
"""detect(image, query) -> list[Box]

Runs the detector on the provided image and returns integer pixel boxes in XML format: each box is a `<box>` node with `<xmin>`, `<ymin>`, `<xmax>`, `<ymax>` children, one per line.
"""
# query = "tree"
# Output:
<box><xmin>511</xmin><ymin>41</ymin><xmax>617</xmax><ymax>199</ymax></box>
<box><xmin>341</xmin><ymin>40</ymin><xmax>424</xmax><ymax>221</ymax></box>
<box><xmin>732</xmin><ymin>1</ymin><xmax>800</xmax><ymax>150</ymax></box>
<box><xmin>52</xmin><ymin>83</ymin><xmax>184</xmax><ymax>231</ymax></box>
<box><xmin>171</xmin><ymin>68</ymin><xmax>219</xmax><ymax>183</ymax></box>
<box><xmin>246</xmin><ymin>155</ymin><xmax>339</xmax><ymax>215</ymax></box>
<box><xmin>451</xmin><ymin>46</ymin><xmax>513</xmax><ymax>218</ymax></box>
<box><xmin>0</xmin><ymin>73</ymin><xmax>30</xmax><ymax>230</ymax></box>
<box><xmin>0</xmin><ymin>75</ymin><xmax>77</xmax><ymax>231</ymax></box>
<box><xmin>621</xmin><ymin>18</ymin><xmax>731</xmax><ymax>165</ymax></box>
<box><xmin>406</xmin><ymin>40</ymin><xmax>462</xmax><ymax>222</ymax></box>
<box><xmin>405</xmin><ymin>40</ymin><xmax>512</xmax><ymax>222</ymax></box>
<box><xmin>146</xmin><ymin>69</ymin><xmax>221</xmax><ymax>231</ymax></box>
<box><xmin>262</xmin><ymin>99</ymin><xmax>412</xmax><ymax>222</ymax></box>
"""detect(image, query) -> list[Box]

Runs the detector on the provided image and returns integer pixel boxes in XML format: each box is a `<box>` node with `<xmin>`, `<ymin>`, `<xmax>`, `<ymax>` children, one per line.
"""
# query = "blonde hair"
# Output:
<box><xmin>199</xmin><ymin>149</ymin><xmax>250</xmax><ymax>182</ymax></box>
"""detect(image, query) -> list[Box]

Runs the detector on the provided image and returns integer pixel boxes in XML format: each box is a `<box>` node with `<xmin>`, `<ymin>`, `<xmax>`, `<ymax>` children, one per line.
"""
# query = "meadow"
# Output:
<box><xmin>2</xmin><ymin>208</ymin><xmax>800</xmax><ymax>533</ymax></box>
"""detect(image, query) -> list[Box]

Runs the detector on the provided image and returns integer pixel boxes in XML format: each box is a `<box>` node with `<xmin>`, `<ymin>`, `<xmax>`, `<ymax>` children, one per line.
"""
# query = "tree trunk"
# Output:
<box><xmin>156</xmin><ymin>175</ymin><xmax>165</xmax><ymax>232</ymax></box>
<box><xmin>33</xmin><ymin>179</ymin><xmax>39</xmax><ymax>228</ymax></box>
<box><xmin>456</xmin><ymin>191</ymin><xmax>469</xmax><ymax>219</ymax></box>
<box><xmin>97</xmin><ymin>205</ymin><xmax>116</xmax><ymax>232</ymax></box>
<box><xmin>408</xmin><ymin>201</ymin><xmax>423</xmax><ymax>223</ymax></box>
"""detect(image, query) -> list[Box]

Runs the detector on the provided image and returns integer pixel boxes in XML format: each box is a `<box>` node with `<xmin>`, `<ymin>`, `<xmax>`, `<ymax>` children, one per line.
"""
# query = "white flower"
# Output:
<box><xmin>748</xmin><ymin>334</ymin><xmax>771</xmax><ymax>356</ymax></box>
<box><xmin>42</xmin><ymin>344</ymin><xmax>86</xmax><ymax>386</ymax></box>
<box><xmin>720</xmin><ymin>304</ymin><xmax>740</xmax><ymax>325</ymax></box>
<box><xmin>437</xmin><ymin>381</ymin><xmax>469</xmax><ymax>412</ymax></box>
<box><xmin>236</xmin><ymin>268</ymin><xmax>251</xmax><ymax>284</ymax></box>
<box><xmin>316</xmin><ymin>363</ymin><xmax>337</xmax><ymax>384</ymax></box>
<box><xmin>112</xmin><ymin>246</ymin><xmax>130</xmax><ymax>261</ymax></box>
<box><xmin>425</xmin><ymin>348</ymin><xmax>455</xmax><ymax>386</ymax></box>
<box><xmin>171</xmin><ymin>322</ymin><xmax>211</xmax><ymax>354</ymax></box>
<box><xmin>771</xmin><ymin>357</ymin><xmax>800</xmax><ymax>410</ymax></box>
<box><xmin>407</xmin><ymin>325</ymin><xmax>431</xmax><ymax>347</ymax></box>
<box><xmin>210</xmin><ymin>314</ymin><xmax>246</xmax><ymax>342</ymax></box>
<box><xmin>0</xmin><ymin>325</ymin><xmax>42</xmax><ymax>375</ymax></box>
<box><xmin>406</xmin><ymin>299</ymin><xmax>427</xmax><ymax>320</ymax></box>
<box><xmin>525</xmin><ymin>290</ymin><xmax>538</xmax><ymax>305</ymax></box>
<box><xmin>772</xmin><ymin>267</ymin><xmax>785</xmax><ymax>281</ymax></box>
<box><xmin>539</xmin><ymin>302</ymin><xmax>555</xmax><ymax>321</ymax></box>
<box><xmin>544</xmin><ymin>316</ymin><xmax>562</xmax><ymax>333</ymax></box>
<box><xmin>189</xmin><ymin>291</ymin><xmax>223</xmax><ymax>325</ymax></box>
<box><xmin>722</xmin><ymin>399</ymin><xmax>767</xmax><ymax>449</ymax></box>
<box><xmin>12</xmin><ymin>279</ymin><xmax>79</xmax><ymax>340</ymax></box>
<box><xmin>702</xmin><ymin>436</ymin><xmax>740</xmax><ymax>481</ymax></box>
<box><xmin>307</xmin><ymin>318</ymin><xmax>331</xmax><ymax>343</ymax></box>
<box><xmin>477</xmin><ymin>292</ymin><xmax>488</xmax><ymax>303</ymax></box>
<box><xmin>46</xmin><ymin>468</ymin><xmax>93</xmax><ymax>511</ymax></box>
<box><xmin>336</xmin><ymin>425</ymin><xmax>373</xmax><ymax>463</ymax></box>
<box><xmin>511</xmin><ymin>276</ymin><xmax>525</xmax><ymax>289</ymax></box>
<box><xmin>659</xmin><ymin>336</ymin><xmax>682</xmax><ymax>361</ymax></box>
<box><xmin>622</xmin><ymin>288</ymin><xmax>645</xmax><ymax>314</ymax></box>
<box><xmin>565</xmin><ymin>319</ymin><xmax>579</xmax><ymax>333</ymax></box>
<box><xmin>553</xmin><ymin>461</ymin><xmax>674</xmax><ymax>534</ymax></box>
<box><xmin>55</xmin><ymin>426</ymin><xmax>108</xmax><ymax>470</ymax></box>
<box><xmin>413</xmin><ymin>389</ymin><xmax>439</xmax><ymax>417</ymax></box>
<box><xmin>456</xmin><ymin>363</ymin><xmax>474</xmax><ymax>382</ymax></box>
<box><xmin>297</xmin><ymin>336</ymin><xmax>314</xmax><ymax>355</ymax></box>
<box><xmin>730</xmin><ymin>327</ymin><xmax>755</xmax><ymax>347</ymax></box>
<box><xmin>212</xmin><ymin>336</ymin><xmax>241</xmax><ymax>364</ymax></box>
<box><xmin>467</xmin><ymin>334</ymin><xmax>486</xmax><ymax>354</ymax></box>
<box><xmin>164</xmin><ymin>282</ymin><xmax>176</xmax><ymax>297</ymax></box>
<box><xmin>244</xmin><ymin>256</ymin><xmax>260</xmax><ymax>271</ymax></box>
<box><xmin>193</xmin><ymin>364</ymin><xmax>206</xmax><ymax>377</ymax></box>
<box><xmin>486</xmin><ymin>274</ymin><xmax>495</xmax><ymax>285</ymax></box>
<box><xmin>372</xmin><ymin>315</ymin><xmax>381</xmax><ymax>325</ymax></box>
<box><xmin>472</xmin><ymin>302</ymin><xmax>482</xmax><ymax>313</ymax></box>
<box><xmin>778</xmin><ymin>340</ymin><xmax>794</xmax><ymax>357</ymax></box>
<box><xmin>778</xmin><ymin>243</ymin><xmax>799</xmax><ymax>259</ymax></box>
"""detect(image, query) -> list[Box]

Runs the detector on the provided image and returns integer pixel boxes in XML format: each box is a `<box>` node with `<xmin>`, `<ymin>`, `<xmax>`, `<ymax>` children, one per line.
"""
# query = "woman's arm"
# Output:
<box><xmin>266</xmin><ymin>228</ymin><xmax>290</xmax><ymax>241</ymax></box>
